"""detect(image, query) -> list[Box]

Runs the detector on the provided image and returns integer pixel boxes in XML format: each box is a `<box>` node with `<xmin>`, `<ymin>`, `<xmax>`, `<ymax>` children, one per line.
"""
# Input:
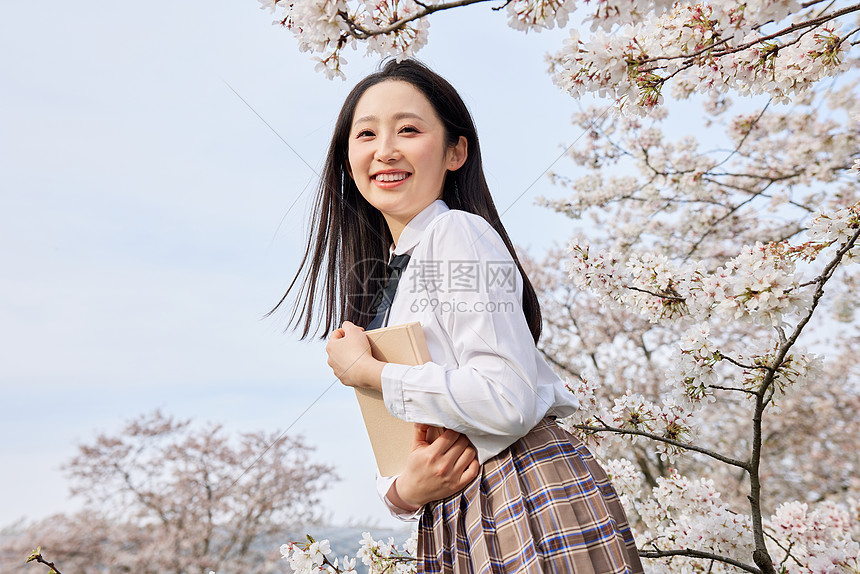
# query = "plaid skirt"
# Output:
<box><xmin>418</xmin><ymin>418</ymin><xmax>643</xmax><ymax>574</ymax></box>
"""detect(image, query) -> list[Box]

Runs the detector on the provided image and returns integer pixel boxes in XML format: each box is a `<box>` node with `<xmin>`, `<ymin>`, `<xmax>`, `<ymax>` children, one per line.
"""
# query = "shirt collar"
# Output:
<box><xmin>388</xmin><ymin>199</ymin><xmax>450</xmax><ymax>259</ymax></box>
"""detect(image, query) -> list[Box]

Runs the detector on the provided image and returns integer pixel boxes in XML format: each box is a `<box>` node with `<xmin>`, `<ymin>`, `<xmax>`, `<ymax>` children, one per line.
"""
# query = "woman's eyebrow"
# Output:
<box><xmin>352</xmin><ymin>111</ymin><xmax>425</xmax><ymax>127</ymax></box>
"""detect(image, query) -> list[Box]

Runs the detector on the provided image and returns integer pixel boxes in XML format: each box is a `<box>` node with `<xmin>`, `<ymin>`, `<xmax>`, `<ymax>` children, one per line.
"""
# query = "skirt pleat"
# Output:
<box><xmin>419</xmin><ymin>418</ymin><xmax>644</xmax><ymax>574</ymax></box>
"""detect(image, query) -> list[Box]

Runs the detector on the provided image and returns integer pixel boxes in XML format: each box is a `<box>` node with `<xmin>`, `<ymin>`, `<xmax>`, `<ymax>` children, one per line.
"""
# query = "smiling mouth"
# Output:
<box><xmin>373</xmin><ymin>172</ymin><xmax>411</xmax><ymax>183</ymax></box>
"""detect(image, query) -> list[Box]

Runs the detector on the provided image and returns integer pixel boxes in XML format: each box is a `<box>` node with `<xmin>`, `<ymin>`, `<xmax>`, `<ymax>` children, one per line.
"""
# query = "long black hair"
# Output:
<box><xmin>272</xmin><ymin>58</ymin><xmax>543</xmax><ymax>344</ymax></box>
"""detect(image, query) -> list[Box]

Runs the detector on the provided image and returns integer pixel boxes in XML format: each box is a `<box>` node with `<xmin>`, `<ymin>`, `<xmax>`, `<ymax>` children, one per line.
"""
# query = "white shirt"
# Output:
<box><xmin>374</xmin><ymin>199</ymin><xmax>580</xmax><ymax>519</ymax></box>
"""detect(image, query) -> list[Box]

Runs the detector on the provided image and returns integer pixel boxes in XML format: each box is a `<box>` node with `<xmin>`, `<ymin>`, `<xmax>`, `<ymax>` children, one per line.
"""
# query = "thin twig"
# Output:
<box><xmin>718</xmin><ymin>353</ymin><xmax>763</xmax><ymax>371</ymax></box>
<box><xmin>713</xmin><ymin>101</ymin><xmax>771</xmax><ymax>171</ymax></box>
<box><xmin>572</xmin><ymin>422</ymin><xmax>749</xmax><ymax>469</ymax></box>
<box><xmin>764</xmin><ymin>531</ymin><xmax>804</xmax><ymax>568</ymax></box>
<box><xmin>640</xmin><ymin>547</ymin><xmax>760</xmax><ymax>574</ymax></box>
<box><xmin>685</xmin><ymin>179</ymin><xmax>777</xmax><ymax>259</ymax></box>
<box><xmin>625</xmin><ymin>285</ymin><xmax>686</xmax><ymax>301</ymax></box>
<box><xmin>709</xmin><ymin>384</ymin><xmax>759</xmax><ymax>396</ymax></box>
<box><xmin>343</xmin><ymin>0</ymin><xmax>495</xmax><ymax>37</ymax></box>
<box><xmin>25</xmin><ymin>549</ymin><xmax>62</xmax><ymax>574</ymax></box>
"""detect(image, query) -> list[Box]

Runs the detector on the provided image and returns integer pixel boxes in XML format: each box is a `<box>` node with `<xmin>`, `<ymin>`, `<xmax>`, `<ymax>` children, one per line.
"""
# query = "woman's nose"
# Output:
<box><xmin>374</xmin><ymin>134</ymin><xmax>400</xmax><ymax>163</ymax></box>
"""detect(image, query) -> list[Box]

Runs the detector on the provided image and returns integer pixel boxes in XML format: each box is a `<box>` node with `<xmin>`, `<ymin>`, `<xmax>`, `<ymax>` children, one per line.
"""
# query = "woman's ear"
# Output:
<box><xmin>446</xmin><ymin>136</ymin><xmax>468</xmax><ymax>171</ymax></box>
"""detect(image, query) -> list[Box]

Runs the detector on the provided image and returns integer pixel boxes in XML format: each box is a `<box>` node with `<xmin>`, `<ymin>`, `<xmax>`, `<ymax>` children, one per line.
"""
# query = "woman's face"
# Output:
<box><xmin>347</xmin><ymin>80</ymin><xmax>467</xmax><ymax>243</ymax></box>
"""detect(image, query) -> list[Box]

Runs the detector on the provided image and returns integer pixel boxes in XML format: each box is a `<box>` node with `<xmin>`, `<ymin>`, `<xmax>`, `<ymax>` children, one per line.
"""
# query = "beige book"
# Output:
<box><xmin>354</xmin><ymin>321</ymin><xmax>432</xmax><ymax>477</ymax></box>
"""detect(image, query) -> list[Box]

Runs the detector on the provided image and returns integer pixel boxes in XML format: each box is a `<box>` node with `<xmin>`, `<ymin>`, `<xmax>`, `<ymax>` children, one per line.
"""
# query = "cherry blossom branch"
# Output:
<box><xmin>567</xmin><ymin>306</ymin><xmax>606</xmax><ymax>374</ymax></box>
<box><xmin>604</xmin><ymin>138</ymin><xmax>815</xmax><ymax>225</ymax></box>
<box><xmin>707</xmin><ymin>171</ymin><xmax>804</xmax><ymax>184</ymax></box>
<box><xmin>632</xmin><ymin>444</ymin><xmax>662</xmax><ymax>488</ymax></box>
<box><xmin>635</xmin><ymin>2</ymin><xmax>860</xmax><ymax>66</ymax></box>
<box><xmin>712</xmin><ymin>102</ymin><xmax>771</xmax><ymax>171</ymax></box>
<box><xmin>801</xmin><ymin>0</ymin><xmax>832</xmax><ymax>8</ymax></box>
<box><xmin>654</xmin><ymin>195</ymin><xmax>727</xmax><ymax>207</ymax></box>
<box><xmin>748</xmin><ymin>362</ymin><xmax>779</xmax><ymax>572</ymax></box>
<box><xmin>637</xmin><ymin>60</ymin><xmax>694</xmax><ymax>88</ymax></box>
<box><xmin>637</xmin><ymin>36</ymin><xmax>735</xmax><ymax>68</ymax></box>
<box><xmin>764</xmin><ymin>531</ymin><xmax>804</xmax><ymax>569</ymax></box>
<box><xmin>835</xmin><ymin>25</ymin><xmax>860</xmax><ymax>49</ymax></box>
<box><xmin>628</xmin><ymin>4</ymin><xmax>856</xmax><ymax>102</ymax></box>
<box><xmin>340</xmin><ymin>0</ymin><xmax>496</xmax><ymax>38</ymax></box>
<box><xmin>740</xmin><ymin>223</ymin><xmax>859</xmax><ymax>574</ymax></box>
<box><xmin>588</xmin><ymin>115</ymin><xmax>636</xmax><ymax>162</ymax></box>
<box><xmin>812</xmin><ymin>0</ymin><xmax>838</xmax><ymax>20</ymax></box>
<box><xmin>571</xmin><ymin>422</ymin><xmax>749</xmax><ymax>469</ymax></box>
<box><xmin>773</xmin><ymin>223</ymin><xmax>860</xmax><ymax>371</ymax></box>
<box><xmin>685</xmin><ymin>179</ymin><xmax>777</xmax><ymax>258</ymax></box>
<box><xmin>624</xmin><ymin>285</ymin><xmax>686</xmax><ymax>301</ymax></box>
<box><xmin>718</xmin><ymin>353</ymin><xmax>763</xmax><ymax>371</ymax></box>
<box><xmin>25</xmin><ymin>548</ymin><xmax>62</xmax><ymax>574</ymax></box>
<box><xmin>708</xmin><ymin>384</ymin><xmax>759</xmax><ymax>396</ymax></box>
<box><xmin>639</xmin><ymin>546</ymin><xmax>760</xmax><ymax>574</ymax></box>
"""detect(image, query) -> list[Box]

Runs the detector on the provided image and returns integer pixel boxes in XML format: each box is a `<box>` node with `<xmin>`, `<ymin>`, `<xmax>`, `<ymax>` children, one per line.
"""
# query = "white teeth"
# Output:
<box><xmin>375</xmin><ymin>172</ymin><xmax>409</xmax><ymax>182</ymax></box>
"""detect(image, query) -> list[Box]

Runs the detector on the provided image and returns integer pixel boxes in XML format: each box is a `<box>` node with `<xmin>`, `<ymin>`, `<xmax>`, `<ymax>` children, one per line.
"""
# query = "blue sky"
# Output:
<box><xmin>1</xmin><ymin>1</ymin><xmax>587</xmax><ymax>530</ymax></box>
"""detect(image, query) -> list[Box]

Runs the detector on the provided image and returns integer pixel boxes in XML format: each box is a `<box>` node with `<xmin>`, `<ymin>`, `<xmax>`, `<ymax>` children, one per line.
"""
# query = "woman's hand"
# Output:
<box><xmin>387</xmin><ymin>424</ymin><xmax>480</xmax><ymax>512</ymax></box>
<box><xmin>326</xmin><ymin>321</ymin><xmax>385</xmax><ymax>391</ymax></box>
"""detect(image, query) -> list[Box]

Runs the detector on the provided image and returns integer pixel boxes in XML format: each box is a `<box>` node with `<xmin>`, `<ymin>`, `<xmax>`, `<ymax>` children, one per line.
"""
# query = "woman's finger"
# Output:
<box><xmin>461</xmin><ymin>458</ymin><xmax>480</xmax><ymax>485</ymax></box>
<box><xmin>452</xmin><ymin>444</ymin><xmax>477</xmax><ymax>474</ymax></box>
<box><xmin>428</xmin><ymin>428</ymin><xmax>460</xmax><ymax>453</ymax></box>
<box><xmin>424</xmin><ymin>425</ymin><xmax>444</xmax><ymax>444</ymax></box>
<box><xmin>412</xmin><ymin>423</ymin><xmax>430</xmax><ymax>448</ymax></box>
<box><xmin>433</xmin><ymin>433</ymin><xmax>474</xmax><ymax>474</ymax></box>
<box><xmin>456</xmin><ymin>448</ymin><xmax>479</xmax><ymax>471</ymax></box>
<box><xmin>446</xmin><ymin>434</ymin><xmax>472</xmax><ymax>458</ymax></box>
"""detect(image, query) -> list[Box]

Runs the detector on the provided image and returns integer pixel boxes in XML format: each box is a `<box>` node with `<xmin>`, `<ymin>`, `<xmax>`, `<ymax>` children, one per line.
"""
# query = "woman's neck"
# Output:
<box><xmin>381</xmin><ymin>196</ymin><xmax>443</xmax><ymax>247</ymax></box>
<box><xmin>384</xmin><ymin>215</ymin><xmax>406</xmax><ymax>247</ymax></box>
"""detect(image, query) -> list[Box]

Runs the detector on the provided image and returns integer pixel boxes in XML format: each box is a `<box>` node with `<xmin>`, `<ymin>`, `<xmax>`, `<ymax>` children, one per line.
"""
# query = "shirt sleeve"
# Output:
<box><xmin>376</xmin><ymin>473</ymin><xmax>423</xmax><ymax>521</ymax></box>
<box><xmin>380</xmin><ymin>212</ymin><xmax>556</xmax><ymax>460</ymax></box>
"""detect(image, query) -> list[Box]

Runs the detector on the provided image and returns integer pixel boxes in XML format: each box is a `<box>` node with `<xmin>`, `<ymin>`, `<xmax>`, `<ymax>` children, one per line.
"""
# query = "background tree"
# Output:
<box><xmin>266</xmin><ymin>1</ymin><xmax>860</xmax><ymax>573</ymax></box>
<box><xmin>0</xmin><ymin>411</ymin><xmax>336</xmax><ymax>574</ymax></box>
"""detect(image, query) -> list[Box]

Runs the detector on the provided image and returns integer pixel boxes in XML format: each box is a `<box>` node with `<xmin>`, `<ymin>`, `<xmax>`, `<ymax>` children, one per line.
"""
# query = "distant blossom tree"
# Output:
<box><xmin>1</xmin><ymin>411</ymin><xmax>336</xmax><ymax>574</ymax></box>
<box><xmin>258</xmin><ymin>1</ymin><xmax>860</xmax><ymax>573</ymax></box>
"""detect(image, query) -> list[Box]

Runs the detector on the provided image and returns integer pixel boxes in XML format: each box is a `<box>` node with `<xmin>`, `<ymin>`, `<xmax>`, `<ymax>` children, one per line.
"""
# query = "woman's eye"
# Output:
<box><xmin>399</xmin><ymin>126</ymin><xmax>419</xmax><ymax>134</ymax></box>
<box><xmin>356</xmin><ymin>129</ymin><xmax>374</xmax><ymax>138</ymax></box>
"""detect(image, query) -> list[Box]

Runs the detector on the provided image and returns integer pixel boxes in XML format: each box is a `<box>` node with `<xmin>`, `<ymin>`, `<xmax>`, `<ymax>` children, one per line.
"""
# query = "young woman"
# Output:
<box><xmin>278</xmin><ymin>58</ymin><xmax>643</xmax><ymax>574</ymax></box>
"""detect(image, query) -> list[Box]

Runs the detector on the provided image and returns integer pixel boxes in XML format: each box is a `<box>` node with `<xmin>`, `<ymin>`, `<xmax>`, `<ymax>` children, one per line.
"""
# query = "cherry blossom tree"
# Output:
<box><xmin>0</xmin><ymin>411</ymin><xmax>336</xmax><ymax>574</ymax></box>
<box><xmin>260</xmin><ymin>1</ymin><xmax>860</xmax><ymax>573</ymax></box>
